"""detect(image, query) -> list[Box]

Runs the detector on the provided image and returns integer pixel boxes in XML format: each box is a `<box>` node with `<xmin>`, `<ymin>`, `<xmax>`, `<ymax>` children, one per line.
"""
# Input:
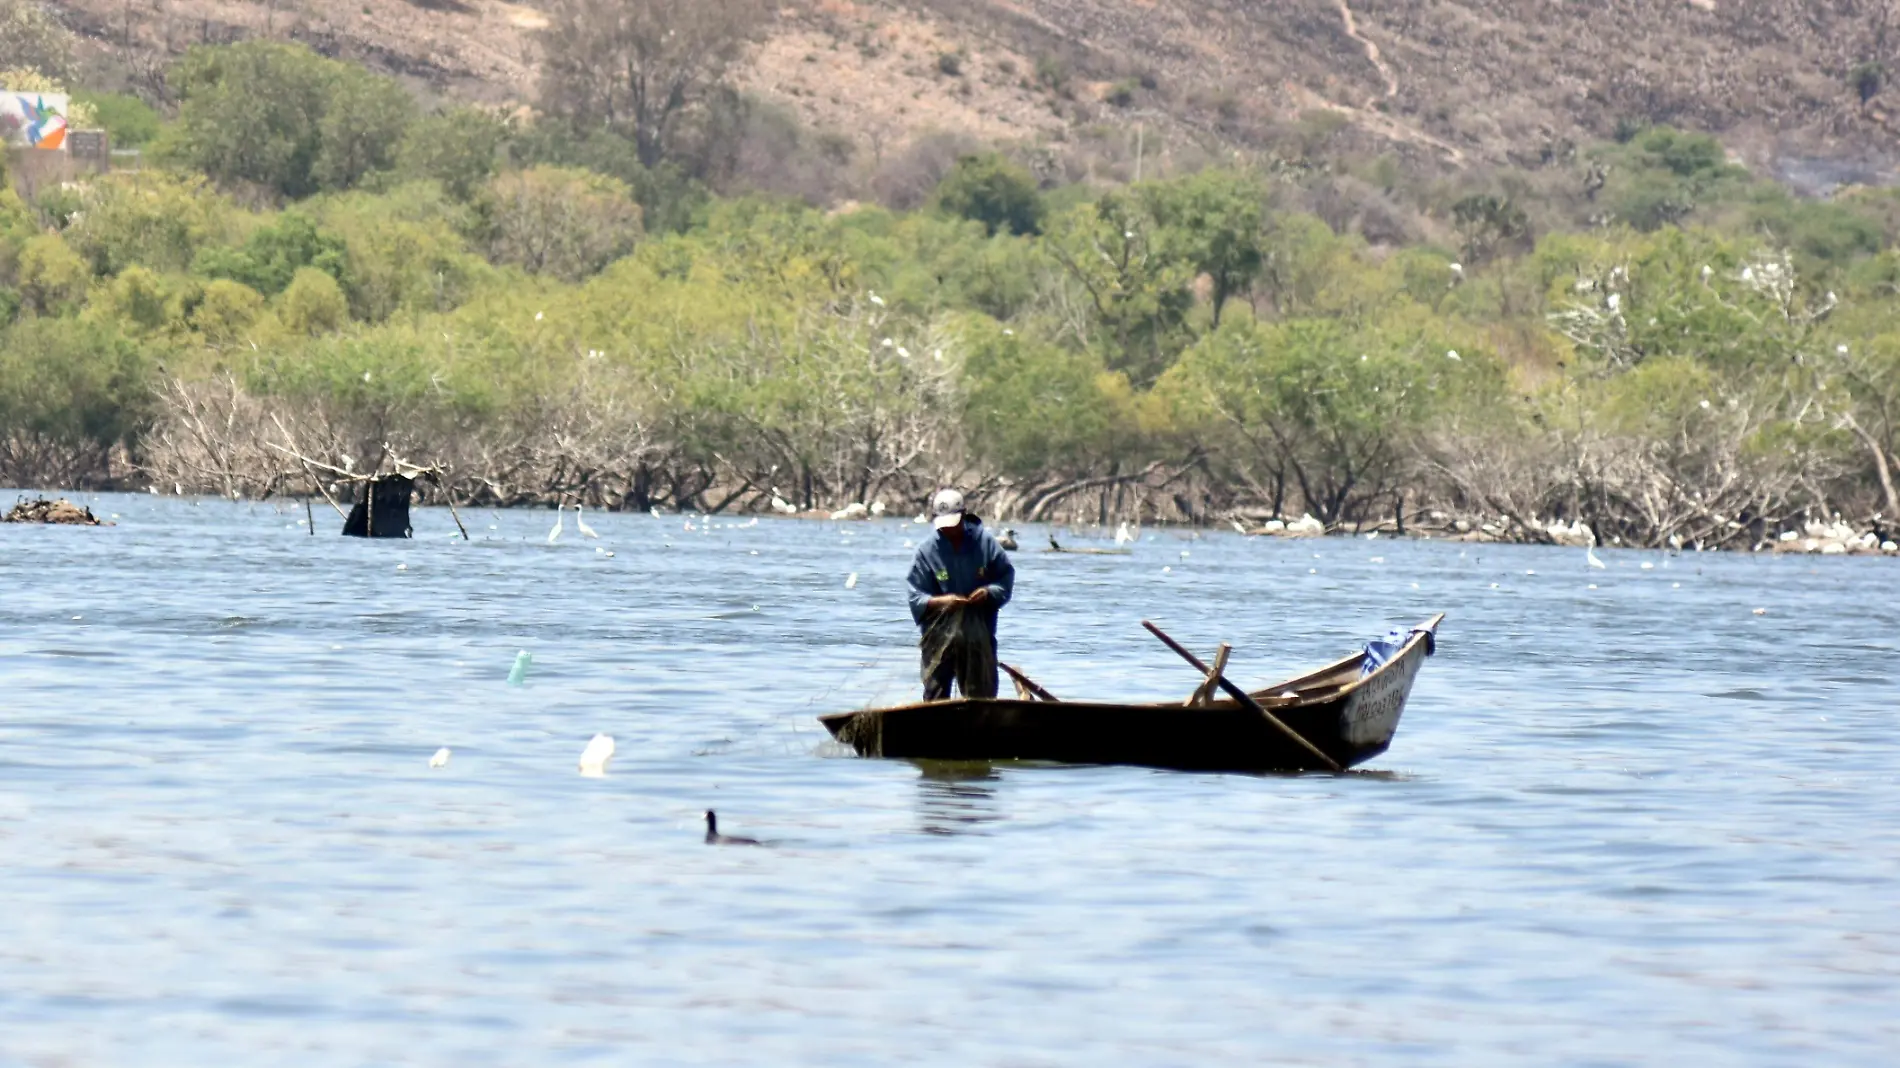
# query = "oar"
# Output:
<box><xmin>1141</xmin><ymin>620</ymin><xmax>1344</xmax><ymax>773</ymax></box>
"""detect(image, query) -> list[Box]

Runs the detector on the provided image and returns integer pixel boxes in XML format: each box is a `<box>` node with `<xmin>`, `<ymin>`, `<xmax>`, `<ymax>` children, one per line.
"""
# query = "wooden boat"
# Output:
<box><xmin>819</xmin><ymin>614</ymin><xmax>1443</xmax><ymax>773</ymax></box>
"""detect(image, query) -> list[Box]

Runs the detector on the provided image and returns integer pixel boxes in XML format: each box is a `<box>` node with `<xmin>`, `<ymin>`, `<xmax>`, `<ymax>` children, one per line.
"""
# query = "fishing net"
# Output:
<box><xmin>919</xmin><ymin>605</ymin><xmax>998</xmax><ymax>699</ymax></box>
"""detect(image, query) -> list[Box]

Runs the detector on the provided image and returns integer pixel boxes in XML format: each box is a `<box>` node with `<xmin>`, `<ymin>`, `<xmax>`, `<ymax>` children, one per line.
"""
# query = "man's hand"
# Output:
<box><xmin>928</xmin><ymin>594</ymin><xmax>967</xmax><ymax>613</ymax></box>
<box><xmin>966</xmin><ymin>587</ymin><xmax>992</xmax><ymax>607</ymax></box>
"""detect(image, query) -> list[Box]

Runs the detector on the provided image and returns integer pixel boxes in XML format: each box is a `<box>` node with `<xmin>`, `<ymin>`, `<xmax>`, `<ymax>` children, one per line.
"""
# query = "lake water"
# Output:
<box><xmin>2</xmin><ymin>492</ymin><xmax>1896</xmax><ymax>1066</ymax></box>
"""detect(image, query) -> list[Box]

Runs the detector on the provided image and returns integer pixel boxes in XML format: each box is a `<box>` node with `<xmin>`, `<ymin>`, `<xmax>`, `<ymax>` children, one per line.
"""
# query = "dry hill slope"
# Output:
<box><xmin>50</xmin><ymin>0</ymin><xmax>1900</xmax><ymax>180</ymax></box>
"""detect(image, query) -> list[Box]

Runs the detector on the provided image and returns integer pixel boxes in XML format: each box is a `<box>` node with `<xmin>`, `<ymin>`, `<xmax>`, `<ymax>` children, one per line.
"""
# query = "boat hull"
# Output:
<box><xmin>821</xmin><ymin>618</ymin><xmax>1437</xmax><ymax>773</ymax></box>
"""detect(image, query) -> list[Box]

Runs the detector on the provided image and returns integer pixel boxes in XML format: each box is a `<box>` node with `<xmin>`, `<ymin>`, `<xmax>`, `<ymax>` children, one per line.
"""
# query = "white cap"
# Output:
<box><xmin>930</xmin><ymin>488</ymin><xmax>965</xmax><ymax>530</ymax></box>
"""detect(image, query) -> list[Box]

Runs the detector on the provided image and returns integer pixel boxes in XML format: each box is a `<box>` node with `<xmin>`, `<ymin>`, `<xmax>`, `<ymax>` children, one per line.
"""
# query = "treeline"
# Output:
<box><xmin>3</xmin><ymin>34</ymin><xmax>1900</xmax><ymax>546</ymax></box>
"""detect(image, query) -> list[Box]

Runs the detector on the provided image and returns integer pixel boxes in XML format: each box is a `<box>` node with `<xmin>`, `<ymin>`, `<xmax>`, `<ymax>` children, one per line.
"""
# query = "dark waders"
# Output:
<box><xmin>920</xmin><ymin>606</ymin><xmax>998</xmax><ymax>700</ymax></box>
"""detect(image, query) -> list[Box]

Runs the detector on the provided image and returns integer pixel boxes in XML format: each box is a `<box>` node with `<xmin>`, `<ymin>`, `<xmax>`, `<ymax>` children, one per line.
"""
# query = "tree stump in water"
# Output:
<box><xmin>341</xmin><ymin>476</ymin><xmax>415</xmax><ymax>538</ymax></box>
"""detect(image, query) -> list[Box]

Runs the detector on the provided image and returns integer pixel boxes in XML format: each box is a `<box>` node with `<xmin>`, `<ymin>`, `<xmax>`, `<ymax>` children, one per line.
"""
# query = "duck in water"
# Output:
<box><xmin>704</xmin><ymin>810</ymin><xmax>763</xmax><ymax>846</ymax></box>
<box><xmin>999</xmin><ymin>528</ymin><xmax>1019</xmax><ymax>551</ymax></box>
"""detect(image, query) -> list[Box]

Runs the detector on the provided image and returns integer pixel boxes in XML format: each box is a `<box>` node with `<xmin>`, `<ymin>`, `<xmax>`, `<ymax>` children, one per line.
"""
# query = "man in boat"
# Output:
<box><xmin>907</xmin><ymin>488</ymin><xmax>1015</xmax><ymax>700</ymax></box>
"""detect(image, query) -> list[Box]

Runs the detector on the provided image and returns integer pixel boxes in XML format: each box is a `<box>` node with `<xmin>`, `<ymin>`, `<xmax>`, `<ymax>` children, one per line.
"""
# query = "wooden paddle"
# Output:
<box><xmin>1141</xmin><ymin>620</ymin><xmax>1344</xmax><ymax>773</ymax></box>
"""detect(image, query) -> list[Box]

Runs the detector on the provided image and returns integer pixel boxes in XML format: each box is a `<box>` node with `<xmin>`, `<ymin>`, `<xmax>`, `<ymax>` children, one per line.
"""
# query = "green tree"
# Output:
<box><xmin>74</xmin><ymin>92</ymin><xmax>162</xmax><ymax>147</ymax></box>
<box><xmin>276</xmin><ymin>266</ymin><xmax>349</xmax><ymax>335</ymax></box>
<box><xmin>194</xmin><ymin>212</ymin><xmax>350</xmax><ymax>296</ymax></box>
<box><xmin>933</xmin><ymin>153</ymin><xmax>1045</xmax><ymax>237</ymax></box>
<box><xmin>959</xmin><ymin>315</ymin><xmax>1134</xmax><ymax>476</ymax></box>
<box><xmin>16</xmin><ymin>233</ymin><xmax>89</xmax><ymax>315</ymax></box>
<box><xmin>1044</xmin><ymin>193</ymin><xmax>1195</xmax><ymax>385</ymax></box>
<box><xmin>165</xmin><ymin>42</ymin><xmax>413</xmax><ymax>199</ymax></box>
<box><xmin>397</xmin><ymin>107</ymin><xmax>509</xmax><ymax>200</ymax></box>
<box><xmin>0</xmin><ymin>316</ymin><xmax>153</xmax><ymax>478</ymax></box>
<box><xmin>62</xmin><ymin>172</ymin><xmax>239</xmax><ymax>276</ymax></box>
<box><xmin>92</xmin><ymin>265</ymin><xmax>174</xmax><ymax>334</ymax></box>
<box><xmin>468</xmin><ymin>167</ymin><xmax>643</xmax><ymax>281</ymax></box>
<box><xmin>191</xmin><ymin>279</ymin><xmax>267</xmax><ymax>345</ymax></box>
<box><xmin>314</xmin><ymin>67</ymin><xmax>415</xmax><ymax>192</ymax></box>
<box><xmin>1142</xmin><ymin>169</ymin><xmax>1268</xmax><ymax>326</ymax></box>
<box><xmin>1167</xmin><ymin>316</ymin><xmax>1470</xmax><ymax>524</ymax></box>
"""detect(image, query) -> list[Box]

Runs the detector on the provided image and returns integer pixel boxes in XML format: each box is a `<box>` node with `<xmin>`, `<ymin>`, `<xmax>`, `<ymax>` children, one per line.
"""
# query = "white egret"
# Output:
<box><xmin>1114</xmin><ymin>521</ymin><xmax>1135</xmax><ymax>546</ymax></box>
<box><xmin>547</xmin><ymin>504</ymin><xmax>564</xmax><ymax>543</ymax></box>
<box><xmin>578</xmin><ymin>734</ymin><xmax>615</xmax><ymax>776</ymax></box>
<box><xmin>1586</xmin><ymin>545</ymin><xmax>1606</xmax><ymax>569</ymax></box>
<box><xmin>575</xmin><ymin>504</ymin><xmax>599</xmax><ymax>539</ymax></box>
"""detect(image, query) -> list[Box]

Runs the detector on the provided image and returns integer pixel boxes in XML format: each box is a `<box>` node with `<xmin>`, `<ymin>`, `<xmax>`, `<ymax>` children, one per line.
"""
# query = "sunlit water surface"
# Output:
<box><xmin>2</xmin><ymin>493</ymin><xmax>1896</xmax><ymax>1066</ymax></box>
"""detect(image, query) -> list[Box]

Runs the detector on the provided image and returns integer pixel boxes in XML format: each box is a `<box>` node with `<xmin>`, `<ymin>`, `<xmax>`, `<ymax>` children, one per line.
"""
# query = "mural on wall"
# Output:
<box><xmin>1</xmin><ymin>92</ymin><xmax>71</xmax><ymax>151</ymax></box>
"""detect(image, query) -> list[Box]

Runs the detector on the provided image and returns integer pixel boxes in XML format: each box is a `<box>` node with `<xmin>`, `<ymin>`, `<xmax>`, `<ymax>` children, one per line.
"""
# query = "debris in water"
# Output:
<box><xmin>578</xmin><ymin>733</ymin><xmax>615</xmax><ymax>776</ymax></box>
<box><xmin>429</xmin><ymin>748</ymin><xmax>451</xmax><ymax>768</ymax></box>
<box><xmin>1753</xmin><ymin>608</ymin><xmax>1767</xmax><ymax>616</ymax></box>
<box><xmin>845</xmin><ymin>572</ymin><xmax>858</xmax><ymax>589</ymax></box>
<box><xmin>507</xmin><ymin>650</ymin><xmax>532</xmax><ymax>686</ymax></box>
<box><xmin>3</xmin><ymin>497</ymin><xmax>109</xmax><ymax>526</ymax></box>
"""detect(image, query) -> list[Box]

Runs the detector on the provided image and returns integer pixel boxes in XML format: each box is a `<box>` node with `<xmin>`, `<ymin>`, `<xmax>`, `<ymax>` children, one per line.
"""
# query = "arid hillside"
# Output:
<box><xmin>49</xmin><ymin>0</ymin><xmax>1900</xmax><ymax>182</ymax></box>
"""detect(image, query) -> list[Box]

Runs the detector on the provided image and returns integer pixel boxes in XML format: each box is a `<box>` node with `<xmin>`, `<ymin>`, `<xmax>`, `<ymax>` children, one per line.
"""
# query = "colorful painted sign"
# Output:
<box><xmin>0</xmin><ymin>92</ymin><xmax>70</xmax><ymax>151</ymax></box>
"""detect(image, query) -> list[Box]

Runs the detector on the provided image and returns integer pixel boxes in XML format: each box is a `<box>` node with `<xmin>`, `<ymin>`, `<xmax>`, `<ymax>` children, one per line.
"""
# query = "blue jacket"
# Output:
<box><xmin>907</xmin><ymin>516</ymin><xmax>1014</xmax><ymax>630</ymax></box>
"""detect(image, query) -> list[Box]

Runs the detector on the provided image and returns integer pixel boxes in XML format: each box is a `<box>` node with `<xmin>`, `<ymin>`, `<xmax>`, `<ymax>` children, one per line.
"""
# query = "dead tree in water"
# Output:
<box><xmin>267</xmin><ymin>430</ymin><xmax>468</xmax><ymax>540</ymax></box>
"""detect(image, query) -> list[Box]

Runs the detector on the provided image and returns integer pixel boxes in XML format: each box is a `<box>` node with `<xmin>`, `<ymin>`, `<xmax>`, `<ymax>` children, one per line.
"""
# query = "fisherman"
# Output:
<box><xmin>907</xmin><ymin>488</ymin><xmax>1014</xmax><ymax>700</ymax></box>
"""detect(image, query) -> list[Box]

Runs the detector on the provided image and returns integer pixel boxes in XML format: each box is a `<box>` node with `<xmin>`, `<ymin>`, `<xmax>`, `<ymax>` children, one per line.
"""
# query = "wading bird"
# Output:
<box><xmin>575</xmin><ymin>504</ymin><xmax>599</xmax><ymax>539</ymax></box>
<box><xmin>704</xmin><ymin>810</ymin><xmax>762</xmax><ymax>846</ymax></box>
<box><xmin>547</xmin><ymin>504</ymin><xmax>564</xmax><ymax>544</ymax></box>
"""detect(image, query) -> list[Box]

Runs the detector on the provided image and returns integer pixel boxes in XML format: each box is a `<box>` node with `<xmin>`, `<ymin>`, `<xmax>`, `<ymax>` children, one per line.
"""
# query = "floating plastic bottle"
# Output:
<box><xmin>507</xmin><ymin>650</ymin><xmax>532</xmax><ymax>686</ymax></box>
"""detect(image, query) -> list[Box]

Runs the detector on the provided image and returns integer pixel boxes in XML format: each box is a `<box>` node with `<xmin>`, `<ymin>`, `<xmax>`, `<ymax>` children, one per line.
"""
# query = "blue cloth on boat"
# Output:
<box><xmin>1360</xmin><ymin>628</ymin><xmax>1413</xmax><ymax>677</ymax></box>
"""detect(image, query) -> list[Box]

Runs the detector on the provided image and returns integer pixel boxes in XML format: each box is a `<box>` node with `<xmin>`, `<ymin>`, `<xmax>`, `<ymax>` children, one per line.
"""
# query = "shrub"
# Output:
<box><xmin>17</xmin><ymin>233</ymin><xmax>89</xmax><ymax>315</ymax></box>
<box><xmin>60</xmin><ymin>172</ymin><xmax>240</xmax><ymax>277</ymax></box>
<box><xmin>0</xmin><ymin>316</ymin><xmax>154</xmax><ymax>471</ymax></box>
<box><xmin>194</xmin><ymin>212</ymin><xmax>350</xmax><ymax>296</ymax></box>
<box><xmin>933</xmin><ymin>153</ymin><xmax>1044</xmax><ymax>237</ymax></box>
<box><xmin>165</xmin><ymin>41</ymin><xmax>413</xmax><ymax>199</ymax></box>
<box><xmin>469</xmin><ymin>167</ymin><xmax>643</xmax><ymax>281</ymax></box>
<box><xmin>74</xmin><ymin>91</ymin><xmax>162</xmax><ymax>146</ymax></box>
<box><xmin>276</xmin><ymin>266</ymin><xmax>349</xmax><ymax>335</ymax></box>
<box><xmin>396</xmin><ymin>107</ymin><xmax>509</xmax><ymax>200</ymax></box>
<box><xmin>192</xmin><ymin>279</ymin><xmax>267</xmax><ymax>344</ymax></box>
